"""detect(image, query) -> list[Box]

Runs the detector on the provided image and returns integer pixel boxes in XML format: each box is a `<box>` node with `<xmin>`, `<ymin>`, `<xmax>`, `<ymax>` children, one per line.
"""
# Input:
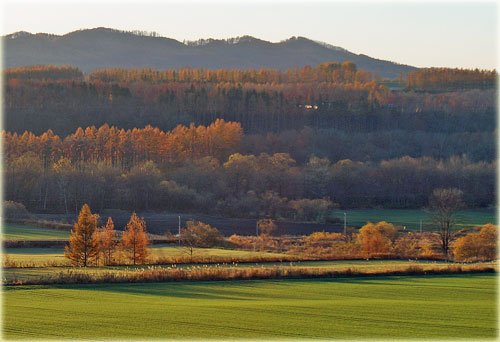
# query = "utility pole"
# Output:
<box><xmin>178</xmin><ymin>215</ymin><xmax>181</xmax><ymax>246</ymax></box>
<box><xmin>343</xmin><ymin>212</ymin><xmax>347</xmax><ymax>235</ymax></box>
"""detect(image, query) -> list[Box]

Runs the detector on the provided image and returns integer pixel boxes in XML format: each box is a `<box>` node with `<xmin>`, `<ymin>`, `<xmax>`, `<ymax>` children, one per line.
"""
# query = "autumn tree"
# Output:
<box><xmin>453</xmin><ymin>224</ymin><xmax>497</xmax><ymax>262</ymax></box>
<box><xmin>122</xmin><ymin>213</ymin><xmax>150</xmax><ymax>265</ymax></box>
<box><xmin>180</xmin><ymin>221</ymin><xmax>223</xmax><ymax>257</ymax></box>
<box><xmin>357</xmin><ymin>221</ymin><xmax>397</xmax><ymax>258</ymax></box>
<box><xmin>64</xmin><ymin>204</ymin><xmax>99</xmax><ymax>266</ymax></box>
<box><xmin>97</xmin><ymin>217</ymin><xmax>117</xmax><ymax>265</ymax></box>
<box><xmin>429</xmin><ymin>188</ymin><xmax>465</xmax><ymax>258</ymax></box>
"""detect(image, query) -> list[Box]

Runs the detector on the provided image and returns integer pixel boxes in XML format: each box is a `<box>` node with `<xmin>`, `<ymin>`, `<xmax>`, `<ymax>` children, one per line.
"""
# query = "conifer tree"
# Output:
<box><xmin>101</xmin><ymin>217</ymin><xmax>117</xmax><ymax>265</ymax></box>
<box><xmin>64</xmin><ymin>204</ymin><xmax>98</xmax><ymax>266</ymax></box>
<box><xmin>122</xmin><ymin>213</ymin><xmax>149</xmax><ymax>265</ymax></box>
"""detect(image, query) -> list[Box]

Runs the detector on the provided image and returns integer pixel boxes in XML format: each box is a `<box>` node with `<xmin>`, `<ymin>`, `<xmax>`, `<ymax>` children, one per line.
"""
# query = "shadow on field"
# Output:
<box><xmin>58</xmin><ymin>273</ymin><xmax>496</xmax><ymax>298</ymax></box>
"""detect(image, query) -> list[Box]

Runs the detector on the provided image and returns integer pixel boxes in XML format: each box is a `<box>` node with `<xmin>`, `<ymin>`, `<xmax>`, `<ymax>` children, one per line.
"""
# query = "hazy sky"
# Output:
<box><xmin>2</xmin><ymin>1</ymin><xmax>498</xmax><ymax>69</ymax></box>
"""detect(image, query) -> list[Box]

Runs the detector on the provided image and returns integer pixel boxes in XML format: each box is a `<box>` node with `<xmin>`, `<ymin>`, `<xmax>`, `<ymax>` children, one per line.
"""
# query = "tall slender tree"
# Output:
<box><xmin>94</xmin><ymin>217</ymin><xmax>117</xmax><ymax>265</ymax></box>
<box><xmin>64</xmin><ymin>204</ymin><xmax>99</xmax><ymax>266</ymax></box>
<box><xmin>122</xmin><ymin>213</ymin><xmax>150</xmax><ymax>265</ymax></box>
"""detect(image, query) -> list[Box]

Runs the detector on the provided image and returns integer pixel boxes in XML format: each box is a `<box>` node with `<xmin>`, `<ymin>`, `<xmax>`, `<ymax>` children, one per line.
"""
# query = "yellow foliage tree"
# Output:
<box><xmin>121</xmin><ymin>213</ymin><xmax>150</xmax><ymax>265</ymax></box>
<box><xmin>64</xmin><ymin>204</ymin><xmax>99</xmax><ymax>266</ymax></box>
<box><xmin>453</xmin><ymin>224</ymin><xmax>497</xmax><ymax>262</ymax></box>
<box><xmin>357</xmin><ymin>221</ymin><xmax>397</xmax><ymax>257</ymax></box>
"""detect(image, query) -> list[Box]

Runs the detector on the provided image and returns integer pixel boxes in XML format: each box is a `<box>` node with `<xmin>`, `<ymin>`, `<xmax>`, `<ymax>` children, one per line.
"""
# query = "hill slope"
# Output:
<box><xmin>3</xmin><ymin>28</ymin><xmax>416</xmax><ymax>78</ymax></box>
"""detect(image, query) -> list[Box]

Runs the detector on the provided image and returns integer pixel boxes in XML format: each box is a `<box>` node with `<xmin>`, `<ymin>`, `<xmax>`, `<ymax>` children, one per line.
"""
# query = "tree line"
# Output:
<box><xmin>230</xmin><ymin>189</ymin><xmax>496</xmax><ymax>262</ymax></box>
<box><xmin>5</xmin><ymin>122</ymin><xmax>495</xmax><ymax>169</ymax></box>
<box><xmin>4</xmin><ymin>64</ymin><xmax>495</xmax><ymax>136</ymax></box>
<box><xmin>3</xmin><ymin>119</ymin><xmax>242</xmax><ymax>168</ymax></box>
<box><xmin>407</xmin><ymin>68</ymin><xmax>496</xmax><ymax>91</ymax></box>
<box><xmin>4</xmin><ymin>122</ymin><xmax>494</xmax><ymax>215</ymax></box>
<box><xmin>65</xmin><ymin>200</ymin><xmax>496</xmax><ymax>268</ymax></box>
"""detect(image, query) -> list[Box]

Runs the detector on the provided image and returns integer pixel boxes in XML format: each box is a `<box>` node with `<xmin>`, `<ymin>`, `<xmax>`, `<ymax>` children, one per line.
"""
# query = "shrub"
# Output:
<box><xmin>3</xmin><ymin>201</ymin><xmax>30</xmax><ymax>220</ymax></box>
<box><xmin>303</xmin><ymin>231</ymin><xmax>344</xmax><ymax>249</ymax></box>
<box><xmin>393</xmin><ymin>233</ymin><xmax>421</xmax><ymax>259</ymax></box>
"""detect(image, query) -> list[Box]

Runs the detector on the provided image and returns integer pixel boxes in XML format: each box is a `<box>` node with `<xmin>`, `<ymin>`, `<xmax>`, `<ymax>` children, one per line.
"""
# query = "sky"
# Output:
<box><xmin>1</xmin><ymin>0</ymin><xmax>498</xmax><ymax>69</ymax></box>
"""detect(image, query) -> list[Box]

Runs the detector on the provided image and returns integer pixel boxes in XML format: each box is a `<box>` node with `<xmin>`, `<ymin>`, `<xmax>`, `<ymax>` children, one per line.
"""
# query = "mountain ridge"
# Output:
<box><xmin>3</xmin><ymin>27</ymin><xmax>416</xmax><ymax>78</ymax></box>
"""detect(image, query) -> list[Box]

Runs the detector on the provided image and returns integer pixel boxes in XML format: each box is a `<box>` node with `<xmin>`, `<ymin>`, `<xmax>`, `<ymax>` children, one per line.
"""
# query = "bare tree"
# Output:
<box><xmin>428</xmin><ymin>188</ymin><xmax>464</xmax><ymax>258</ymax></box>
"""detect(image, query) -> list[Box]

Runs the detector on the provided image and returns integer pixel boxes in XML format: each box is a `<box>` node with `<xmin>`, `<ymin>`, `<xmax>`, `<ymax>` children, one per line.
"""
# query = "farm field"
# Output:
<box><xmin>2</xmin><ymin>207</ymin><xmax>496</xmax><ymax>241</ymax></box>
<box><xmin>3</xmin><ymin>258</ymin><xmax>494</xmax><ymax>284</ymax></box>
<box><xmin>332</xmin><ymin>208</ymin><xmax>497</xmax><ymax>230</ymax></box>
<box><xmin>3</xmin><ymin>245</ymin><xmax>289</xmax><ymax>267</ymax></box>
<box><xmin>3</xmin><ymin>274</ymin><xmax>496</xmax><ymax>339</ymax></box>
<box><xmin>1</xmin><ymin>223</ymin><xmax>69</xmax><ymax>240</ymax></box>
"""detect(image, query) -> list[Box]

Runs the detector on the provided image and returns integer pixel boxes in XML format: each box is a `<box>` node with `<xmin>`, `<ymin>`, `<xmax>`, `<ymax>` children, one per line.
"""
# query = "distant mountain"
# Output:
<box><xmin>3</xmin><ymin>27</ymin><xmax>417</xmax><ymax>78</ymax></box>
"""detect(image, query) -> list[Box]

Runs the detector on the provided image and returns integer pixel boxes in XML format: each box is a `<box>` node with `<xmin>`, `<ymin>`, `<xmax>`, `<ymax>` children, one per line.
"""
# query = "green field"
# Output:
<box><xmin>3</xmin><ymin>208</ymin><xmax>497</xmax><ymax>242</ymax></box>
<box><xmin>332</xmin><ymin>208</ymin><xmax>497</xmax><ymax>230</ymax></box>
<box><xmin>3</xmin><ymin>274</ymin><xmax>496</xmax><ymax>339</ymax></box>
<box><xmin>1</xmin><ymin>223</ymin><xmax>69</xmax><ymax>240</ymax></box>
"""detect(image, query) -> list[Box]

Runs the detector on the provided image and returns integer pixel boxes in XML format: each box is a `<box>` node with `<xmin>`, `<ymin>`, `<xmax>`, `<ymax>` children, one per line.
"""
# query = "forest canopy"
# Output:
<box><xmin>3</xmin><ymin>63</ymin><xmax>496</xmax><ymax>216</ymax></box>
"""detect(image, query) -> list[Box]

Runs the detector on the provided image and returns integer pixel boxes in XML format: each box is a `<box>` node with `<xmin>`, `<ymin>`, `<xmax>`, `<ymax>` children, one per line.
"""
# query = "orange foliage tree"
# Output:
<box><xmin>122</xmin><ymin>213</ymin><xmax>150</xmax><ymax>265</ymax></box>
<box><xmin>64</xmin><ymin>204</ymin><xmax>99</xmax><ymax>266</ymax></box>
<box><xmin>95</xmin><ymin>217</ymin><xmax>117</xmax><ymax>265</ymax></box>
<box><xmin>357</xmin><ymin>221</ymin><xmax>397</xmax><ymax>258</ymax></box>
<box><xmin>453</xmin><ymin>224</ymin><xmax>497</xmax><ymax>262</ymax></box>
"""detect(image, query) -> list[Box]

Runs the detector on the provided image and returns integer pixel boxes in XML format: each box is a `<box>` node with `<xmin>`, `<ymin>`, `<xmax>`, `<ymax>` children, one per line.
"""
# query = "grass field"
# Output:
<box><xmin>3</xmin><ymin>257</ymin><xmax>494</xmax><ymax>284</ymax></box>
<box><xmin>3</xmin><ymin>245</ymin><xmax>289</xmax><ymax>267</ymax></box>
<box><xmin>332</xmin><ymin>208</ymin><xmax>497</xmax><ymax>230</ymax></box>
<box><xmin>3</xmin><ymin>274</ymin><xmax>496</xmax><ymax>339</ymax></box>
<box><xmin>3</xmin><ymin>247</ymin><xmax>68</xmax><ymax>266</ymax></box>
<box><xmin>1</xmin><ymin>223</ymin><xmax>69</xmax><ymax>240</ymax></box>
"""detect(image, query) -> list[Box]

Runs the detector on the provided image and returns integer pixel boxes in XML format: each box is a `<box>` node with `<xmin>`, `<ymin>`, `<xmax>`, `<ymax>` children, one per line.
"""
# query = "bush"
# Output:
<box><xmin>3</xmin><ymin>201</ymin><xmax>31</xmax><ymax>220</ymax></box>
<box><xmin>226</xmin><ymin>234</ymin><xmax>280</xmax><ymax>252</ymax></box>
<box><xmin>303</xmin><ymin>231</ymin><xmax>344</xmax><ymax>249</ymax></box>
<box><xmin>393</xmin><ymin>233</ymin><xmax>421</xmax><ymax>259</ymax></box>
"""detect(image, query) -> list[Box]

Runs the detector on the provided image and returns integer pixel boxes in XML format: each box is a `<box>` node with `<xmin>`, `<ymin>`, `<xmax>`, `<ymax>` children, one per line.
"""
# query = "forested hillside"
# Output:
<box><xmin>3</xmin><ymin>64</ymin><xmax>496</xmax><ymax>216</ymax></box>
<box><xmin>3</xmin><ymin>28</ymin><xmax>416</xmax><ymax>77</ymax></box>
